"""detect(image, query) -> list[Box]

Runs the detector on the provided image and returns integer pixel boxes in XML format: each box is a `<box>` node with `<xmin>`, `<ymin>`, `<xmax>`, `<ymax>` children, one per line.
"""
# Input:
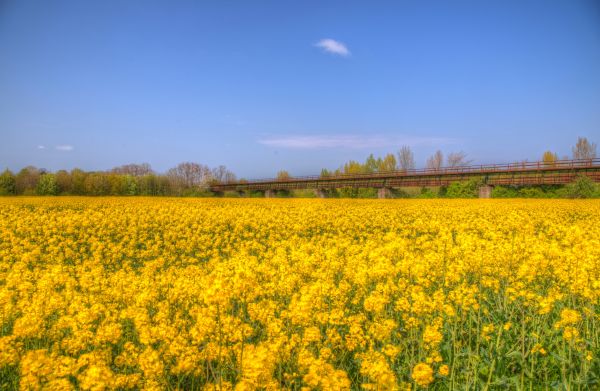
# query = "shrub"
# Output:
<box><xmin>491</xmin><ymin>186</ymin><xmax>519</xmax><ymax>198</ymax></box>
<box><xmin>518</xmin><ymin>187</ymin><xmax>547</xmax><ymax>198</ymax></box>
<box><xmin>445</xmin><ymin>179</ymin><xmax>480</xmax><ymax>198</ymax></box>
<box><xmin>417</xmin><ymin>188</ymin><xmax>435</xmax><ymax>198</ymax></box>
<box><xmin>564</xmin><ymin>175</ymin><xmax>598</xmax><ymax>199</ymax></box>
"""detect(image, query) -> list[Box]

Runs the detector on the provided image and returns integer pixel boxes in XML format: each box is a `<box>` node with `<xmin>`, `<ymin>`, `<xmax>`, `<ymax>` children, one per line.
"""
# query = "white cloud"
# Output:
<box><xmin>37</xmin><ymin>145</ymin><xmax>46</xmax><ymax>150</ymax></box>
<box><xmin>315</xmin><ymin>38</ymin><xmax>350</xmax><ymax>56</ymax></box>
<box><xmin>258</xmin><ymin>135</ymin><xmax>456</xmax><ymax>149</ymax></box>
<box><xmin>55</xmin><ymin>145</ymin><xmax>74</xmax><ymax>151</ymax></box>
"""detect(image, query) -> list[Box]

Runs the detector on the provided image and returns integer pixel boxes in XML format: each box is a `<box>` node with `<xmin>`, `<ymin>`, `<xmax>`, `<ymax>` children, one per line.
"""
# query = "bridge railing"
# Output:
<box><xmin>217</xmin><ymin>158</ymin><xmax>600</xmax><ymax>186</ymax></box>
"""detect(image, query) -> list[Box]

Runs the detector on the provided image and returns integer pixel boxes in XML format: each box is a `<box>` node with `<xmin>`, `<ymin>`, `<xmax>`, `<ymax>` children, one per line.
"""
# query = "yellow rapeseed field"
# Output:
<box><xmin>0</xmin><ymin>197</ymin><xmax>599</xmax><ymax>390</ymax></box>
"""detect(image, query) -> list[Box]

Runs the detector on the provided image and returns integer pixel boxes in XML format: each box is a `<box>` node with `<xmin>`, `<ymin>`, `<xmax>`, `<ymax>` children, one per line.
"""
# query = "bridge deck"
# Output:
<box><xmin>210</xmin><ymin>158</ymin><xmax>600</xmax><ymax>192</ymax></box>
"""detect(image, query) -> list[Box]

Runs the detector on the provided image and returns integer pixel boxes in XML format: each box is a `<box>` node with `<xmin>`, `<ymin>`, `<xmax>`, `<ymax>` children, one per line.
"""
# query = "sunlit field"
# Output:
<box><xmin>1</xmin><ymin>198</ymin><xmax>599</xmax><ymax>390</ymax></box>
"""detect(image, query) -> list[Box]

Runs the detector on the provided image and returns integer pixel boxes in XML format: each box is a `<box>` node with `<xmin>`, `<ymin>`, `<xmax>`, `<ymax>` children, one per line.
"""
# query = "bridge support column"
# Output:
<box><xmin>478</xmin><ymin>185</ymin><xmax>493</xmax><ymax>198</ymax></box>
<box><xmin>377</xmin><ymin>187</ymin><xmax>392</xmax><ymax>199</ymax></box>
<box><xmin>265</xmin><ymin>189</ymin><xmax>276</xmax><ymax>198</ymax></box>
<box><xmin>314</xmin><ymin>189</ymin><xmax>326</xmax><ymax>198</ymax></box>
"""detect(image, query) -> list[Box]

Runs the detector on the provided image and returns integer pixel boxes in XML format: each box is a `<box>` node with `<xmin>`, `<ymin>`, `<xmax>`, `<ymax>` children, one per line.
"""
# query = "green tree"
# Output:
<box><xmin>124</xmin><ymin>175</ymin><xmax>138</xmax><ymax>195</ymax></box>
<box><xmin>364</xmin><ymin>154</ymin><xmax>379</xmax><ymax>173</ymax></box>
<box><xmin>36</xmin><ymin>174</ymin><xmax>58</xmax><ymax>195</ymax></box>
<box><xmin>342</xmin><ymin>160</ymin><xmax>364</xmax><ymax>175</ymax></box>
<box><xmin>55</xmin><ymin>170</ymin><xmax>72</xmax><ymax>194</ymax></box>
<box><xmin>0</xmin><ymin>169</ymin><xmax>16</xmax><ymax>195</ymax></box>
<box><xmin>71</xmin><ymin>169</ymin><xmax>87</xmax><ymax>195</ymax></box>
<box><xmin>378</xmin><ymin>153</ymin><xmax>397</xmax><ymax>172</ymax></box>
<box><xmin>84</xmin><ymin>173</ymin><xmax>110</xmax><ymax>195</ymax></box>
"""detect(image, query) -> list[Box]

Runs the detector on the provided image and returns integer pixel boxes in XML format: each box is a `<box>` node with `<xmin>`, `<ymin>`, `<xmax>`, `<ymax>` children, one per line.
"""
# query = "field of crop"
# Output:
<box><xmin>0</xmin><ymin>198</ymin><xmax>599</xmax><ymax>390</ymax></box>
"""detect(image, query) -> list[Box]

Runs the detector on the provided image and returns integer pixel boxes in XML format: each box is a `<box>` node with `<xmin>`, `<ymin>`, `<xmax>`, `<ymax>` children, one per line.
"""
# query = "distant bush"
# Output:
<box><xmin>417</xmin><ymin>188</ymin><xmax>436</xmax><ymax>198</ymax></box>
<box><xmin>275</xmin><ymin>189</ymin><xmax>291</xmax><ymax>198</ymax></box>
<box><xmin>292</xmin><ymin>189</ymin><xmax>317</xmax><ymax>198</ymax></box>
<box><xmin>518</xmin><ymin>187</ymin><xmax>547</xmax><ymax>198</ymax></box>
<box><xmin>357</xmin><ymin>188</ymin><xmax>377</xmax><ymax>198</ymax></box>
<box><xmin>491</xmin><ymin>186</ymin><xmax>519</xmax><ymax>198</ymax></box>
<box><xmin>445</xmin><ymin>179</ymin><xmax>480</xmax><ymax>198</ymax></box>
<box><xmin>563</xmin><ymin>175</ymin><xmax>598</xmax><ymax>199</ymax></box>
<box><xmin>336</xmin><ymin>187</ymin><xmax>378</xmax><ymax>198</ymax></box>
<box><xmin>392</xmin><ymin>188</ymin><xmax>412</xmax><ymax>198</ymax></box>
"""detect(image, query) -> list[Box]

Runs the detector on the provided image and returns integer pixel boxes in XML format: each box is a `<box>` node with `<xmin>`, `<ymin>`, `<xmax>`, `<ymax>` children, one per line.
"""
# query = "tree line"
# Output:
<box><xmin>313</xmin><ymin>137</ymin><xmax>597</xmax><ymax>178</ymax></box>
<box><xmin>0</xmin><ymin>162</ymin><xmax>236</xmax><ymax>196</ymax></box>
<box><xmin>0</xmin><ymin>137</ymin><xmax>597</xmax><ymax>197</ymax></box>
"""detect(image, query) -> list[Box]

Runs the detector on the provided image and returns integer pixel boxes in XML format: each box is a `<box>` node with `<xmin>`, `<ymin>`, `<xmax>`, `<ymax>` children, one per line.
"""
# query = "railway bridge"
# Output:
<box><xmin>210</xmin><ymin>158</ymin><xmax>600</xmax><ymax>198</ymax></box>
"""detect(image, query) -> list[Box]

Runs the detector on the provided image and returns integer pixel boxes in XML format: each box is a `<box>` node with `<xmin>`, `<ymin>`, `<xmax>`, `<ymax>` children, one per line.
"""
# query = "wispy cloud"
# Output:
<box><xmin>37</xmin><ymin>145</ymin><xmax>46</xmax><ymax>150</ymax></box>
<box><xmin>258</xmin><ymin>135</ymin><xmax>456</xmax><ymax>149</ymax></box>
<box><xmin>55</xmin><ymin>145</ymin><xmax>74</xmax><ymax>151</ymax></box>
<box><xmin>315</xmin><ymin>38</ymin><xmax>350</xmax><ymax>56</ymax></box>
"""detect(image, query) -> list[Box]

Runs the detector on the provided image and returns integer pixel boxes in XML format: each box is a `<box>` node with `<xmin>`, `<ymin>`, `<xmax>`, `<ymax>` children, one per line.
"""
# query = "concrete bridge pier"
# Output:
<box><xmin>377</xmin><ymin>187</ymin><xmax>392</xmax><ymax>199</ymax></box>
<box><xmin>478</xmin><ymin>185</ymin><xmax>493</xmax><ymax>198</ymax></box>
<box><xmin>314</xmin><ymin>189</ymin><xmax>327</xmax><ymax>198</ymax></box>
<box><xmin>265</xmin><ymin>189</ymin><xmax>276</xmax><ymax>198</ymax></box>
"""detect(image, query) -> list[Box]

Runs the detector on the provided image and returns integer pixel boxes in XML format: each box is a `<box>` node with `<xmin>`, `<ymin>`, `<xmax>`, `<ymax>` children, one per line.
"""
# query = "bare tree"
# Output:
<box><xmin>111</xmin><ymin>163</ymin><xmax>153</xmax><ymax>176</ymax></box>
<box><xmin>572</xmin><ymin>137</ymin><xmax>597</xmax><ymax>160</ymax></box>
<box><xmin>426</xmin><ymin>150</ymin><xmax>444</xmax><ymax>170</ymax></box>
<box><xmin>397</xmin><ymin>146</ymin><xmax>415</xmax><ymax>171</ymax></box>
<box><xmin>446</xmin><ymin>151</ymin><xmax>472</xmax><ymax>168</ymax></box>
<box><xmin>210</xmin><ymin>165</ymin><xmax>237</xmax><ymax>184</ymax></box>
<box><xmin>167</xmin><ymin>162</ymin><xmax>211</xmax><ymax>189</ymax></box>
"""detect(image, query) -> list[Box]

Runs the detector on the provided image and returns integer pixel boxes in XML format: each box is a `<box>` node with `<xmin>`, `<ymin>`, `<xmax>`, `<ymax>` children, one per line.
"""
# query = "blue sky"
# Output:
<box><xmin>1</xmin><ymin>0</ymin><xmax>599</xmax><ymax>178</ymax></box>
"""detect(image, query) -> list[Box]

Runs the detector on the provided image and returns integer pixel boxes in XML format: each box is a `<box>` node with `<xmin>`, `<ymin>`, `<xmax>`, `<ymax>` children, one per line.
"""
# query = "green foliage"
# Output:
<box><xmin>417</xmin><ymin>187</ymin><xmax>436</xmax><ymax>198</ymax></box>
<box><xmin>274</xmin><ymin>189</ymin><xmax>291</xmax><ymax>197</ymax></box>
<box><xmin>437</xmin><ymin>186</ymin><xmax>448</xmax><ymax>197</ymax></box>
<box><xmin>181</xmin><ymin>188</ymin><xmax>213</xmax><ymax>197</ymax></box>
<box><xmin>320</xmin><ymin>168</ymin><xmax>331</xmax><ymax>178</ymax></box>
<box><xmin>36</xmin><ymin>174</ymin><xmax>58</xmax><ymax>196</ymax></box>
<box><xmin>336</xmin><ymin>187</ymin><xmax>378</xmax><ymax>198</ymax></box>
<box><xmin>491</xmin><ymin>186</ymin><xmax>519</xmax><ymax>198</ymax></box>
<box><xmin>564</xmin><ymin>175</ymin><xmax>598</xmax><ymax>199</ymax></box>
<box><xmin>445</xmin><ymin>179</ymin><xmax>480</xmax><ymax>198</ymax></box>
<box><xmin>291</xmin><ymin>189</ymin><xmax>317</xmax><ymax>198</ymax></box>
<box><xmin>392</xmin><ymin>188</ymin><xmax>412</xmax><ymax>198</ymax></box>
<box><xmin>328</xmin><ymin>153</ymin><xmax>400</xmax><ymax>177</ymax></box>
<box><xmin>124</xmin><ymin>175</ymin><xmax>138</xmax><ymax>195</ymax></box>
<box><xmin>518</xmin><ymin>187</ymin><xmax>548</xmax><ymax>198</ymax></box>
<box><xmin>0</xmin><ymin>170</ymin><xmax>16</xmax><ymax>195</ymax></box>
<box><xmin>357</xmin><ymin>188</ymin><xmax>377</xmax><ymax>198</ymax></box>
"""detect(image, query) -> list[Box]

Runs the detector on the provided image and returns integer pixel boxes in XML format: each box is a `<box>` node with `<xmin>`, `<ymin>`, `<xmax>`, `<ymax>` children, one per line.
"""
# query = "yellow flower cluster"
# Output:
<box><xmin>0</xmin><ymin>197</ymin><xmax>599</xmax><ymax>389</ymax></box>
